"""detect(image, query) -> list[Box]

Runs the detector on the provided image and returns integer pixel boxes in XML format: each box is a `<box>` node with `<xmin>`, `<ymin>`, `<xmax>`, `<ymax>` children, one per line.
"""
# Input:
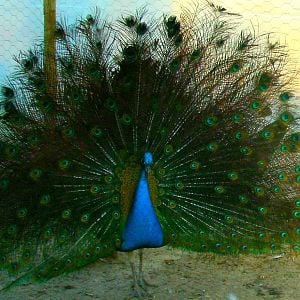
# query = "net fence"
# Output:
<box><xmin>0</xmin><ymin>0</ymin><xmax>299</xmax><ymax>99</ymax></box>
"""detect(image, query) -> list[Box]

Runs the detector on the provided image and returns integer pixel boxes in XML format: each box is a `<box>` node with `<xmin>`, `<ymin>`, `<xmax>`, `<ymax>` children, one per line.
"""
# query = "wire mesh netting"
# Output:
<box><xmin>0</xmin><ymin>1</ymin><xmax>299</xmax><ymax>299</ymax></box>
<box><xmin>0</xmin><ymin>0</ymin><xmax>299</xmax><ymax>98</ymax></box>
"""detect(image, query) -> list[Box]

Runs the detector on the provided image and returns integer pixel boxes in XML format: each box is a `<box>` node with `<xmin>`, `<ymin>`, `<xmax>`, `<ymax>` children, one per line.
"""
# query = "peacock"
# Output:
<box><xmin>0</xmin><ymin>2</ymin><xmax>299</xmax><ymax>298</ymax></box>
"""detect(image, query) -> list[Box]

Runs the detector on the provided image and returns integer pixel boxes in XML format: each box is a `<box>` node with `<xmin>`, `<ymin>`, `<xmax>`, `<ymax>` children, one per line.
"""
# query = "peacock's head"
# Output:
<box><xmin>142</xmin><ymin>151</ymin><xmax>153</xmax><ymax>173</ymax></box>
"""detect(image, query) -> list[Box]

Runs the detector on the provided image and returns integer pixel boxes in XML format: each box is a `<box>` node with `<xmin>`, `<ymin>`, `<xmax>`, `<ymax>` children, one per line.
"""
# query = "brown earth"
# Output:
<box><xmin>1</xmin><ymin>246</ymin><xmax>300</xmax><ymax>300</ymax></box>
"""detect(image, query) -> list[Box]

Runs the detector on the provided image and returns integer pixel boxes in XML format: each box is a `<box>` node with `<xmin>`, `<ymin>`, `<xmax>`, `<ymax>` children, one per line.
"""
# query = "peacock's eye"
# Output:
<box><xmin>164</xmin><ymin>144</ymin><xmax>173</xmax><ymax>155</ymax></box>
<box><xmin>1</xmin><ymin>86</ymin><xmax>14</xmax><ymax>99</ymax></box>
<box><xmin>121</xmin><ymin>113</ymin><xmax>132</xmax><ymax>125</ymax></box>
<box><xmin>58</xmin><ymin>159</ymin><xmax>72</xmax><ymax>170</ymax></box>
<box><xmin>280</xmin><ymin>92</ymin><xmax>291</xmax><ymax>102</ymax></box>
<box><xmin>229</xmin><ymin>63</ymin><xmax>241</xmax><ymax>73</ymax></box>
<box><xmin>136</xmin><ymin>22</ymin><xmax>148</xmax><ymax>35</ymax></box>
<box><xmin>17</xmin><ymin>208</ymin><xmax>28</xmax><ymax>218</ymax></box>
<box><xmin>40</xmin><ymin>194</ymin><xmax>51</xmax><ymax>205</ymax></box>
<box><xmin>62</xmin><ymin>209</ymin><xmax>72</xmax><ymax>219</ymax></box>
<box><xmin>0</xmin><ymin>178</ymin><xmax>10</xmax><ymax>190</ymax></box>
<box><xmin>81</xmin><ymin>213</ymin><xmax>90</xmax><ymax>223</ymax></box>
<box><xmin>124</xmin><ymin>15</ymin><xmax>137</xmax><ymax>27</ymax></box>
<box><xmin>189</xmin><ymin>161</ymin><xmax>200</xmax><ymax>170</ymax></box>
<box><xmin>90</xmin><ymin>184</ymin><xmax>101</xmax><ymax>194</ymax></box>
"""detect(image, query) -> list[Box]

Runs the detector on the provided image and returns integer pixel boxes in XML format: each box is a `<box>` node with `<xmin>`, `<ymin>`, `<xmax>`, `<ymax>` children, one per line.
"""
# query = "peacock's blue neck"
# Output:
<box><xmin>120</xmin><ymin>152</ymin><xmax>163</xmax><ymax>251</ymax></box>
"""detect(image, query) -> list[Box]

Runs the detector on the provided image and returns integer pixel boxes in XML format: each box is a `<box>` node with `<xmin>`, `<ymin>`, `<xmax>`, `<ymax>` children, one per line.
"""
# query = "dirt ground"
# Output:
<box><xmin>1</xmin><ymin>246</ymin><xmax>300</xmax><ymax>300</ymax></box>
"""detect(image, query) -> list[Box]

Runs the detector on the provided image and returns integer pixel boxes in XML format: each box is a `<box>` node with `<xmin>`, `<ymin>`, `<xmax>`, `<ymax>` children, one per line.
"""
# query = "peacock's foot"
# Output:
<box><xmin>131</xmin><ymin>282</ymin><xmax>151</xmax><ymax>299</ymax></box>
<box><xmin>138</xmin><ymin>275</ymin><xmax>157</xmax><ymax>289</ymax></box>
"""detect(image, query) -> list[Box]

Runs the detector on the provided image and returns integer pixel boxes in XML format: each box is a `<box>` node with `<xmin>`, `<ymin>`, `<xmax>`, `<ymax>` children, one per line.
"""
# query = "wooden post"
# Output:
<box><xmin>43</xmin><ymin>0</ymin><xmax>57</xmax><ymax>97</ymax></box>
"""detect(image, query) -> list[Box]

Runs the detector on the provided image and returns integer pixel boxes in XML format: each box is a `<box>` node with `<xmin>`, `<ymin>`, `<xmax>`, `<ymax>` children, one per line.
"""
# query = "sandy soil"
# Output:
<box><xmin>1</xmin><ymin>247</ymin><xmax>300</xmax><ymax>300</ymax></box>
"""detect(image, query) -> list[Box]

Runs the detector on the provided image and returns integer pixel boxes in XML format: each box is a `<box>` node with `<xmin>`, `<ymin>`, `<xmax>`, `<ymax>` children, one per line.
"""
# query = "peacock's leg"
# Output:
<box><xmin>128</xmin><ymin>251</ymin><xmax>144</xmax><ymax>298</ymax></box>
<box><xmin>137</xmin><ymin>248</ymin><xmax>157</xmax><ymax>289</ymax></box>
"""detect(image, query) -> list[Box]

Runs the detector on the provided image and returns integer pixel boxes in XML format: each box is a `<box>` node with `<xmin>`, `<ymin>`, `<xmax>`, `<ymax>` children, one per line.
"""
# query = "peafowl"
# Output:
<box><xmin>0</xmin><ymin>2</ymin><xmax>299</xmax><ymax>298</ymax></box>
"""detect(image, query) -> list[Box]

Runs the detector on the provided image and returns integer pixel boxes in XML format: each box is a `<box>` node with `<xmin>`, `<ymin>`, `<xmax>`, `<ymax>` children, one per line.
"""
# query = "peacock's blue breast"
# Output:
<box><xmin>120</xmin><ymin>169</ymin><xmax>163</xmax><ymax>251</ymax></box>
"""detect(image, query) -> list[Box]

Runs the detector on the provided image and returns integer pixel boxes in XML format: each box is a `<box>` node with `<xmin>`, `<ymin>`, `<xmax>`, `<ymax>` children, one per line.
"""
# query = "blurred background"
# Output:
<box><xmin>0</xmin><ymin>0</ymin><xmax>299</xmax><ymax>98</ymax></box>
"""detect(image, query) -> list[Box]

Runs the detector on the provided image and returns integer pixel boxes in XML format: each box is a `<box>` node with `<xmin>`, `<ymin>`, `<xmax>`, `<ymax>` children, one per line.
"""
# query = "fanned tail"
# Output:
<box><xmin>0</xmin><ymin>3</ymin><xmax>299</xmax><ymax>291</ymax></box>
